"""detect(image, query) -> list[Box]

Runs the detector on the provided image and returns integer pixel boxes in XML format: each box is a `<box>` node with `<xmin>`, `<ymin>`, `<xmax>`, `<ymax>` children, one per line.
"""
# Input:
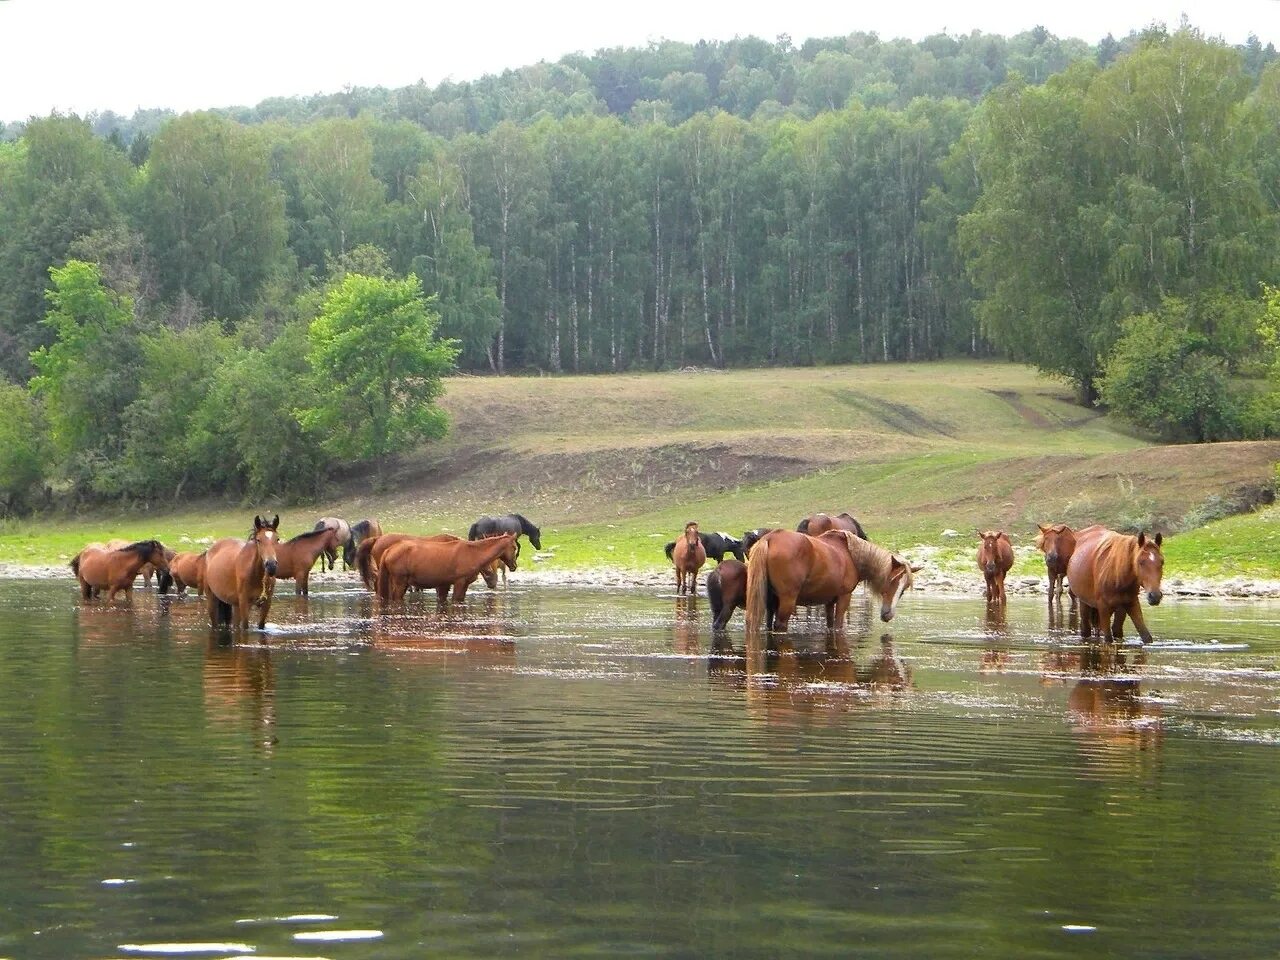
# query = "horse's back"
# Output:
<box><xmin>204</xmin><ymin>538</ymin><xmax>247</xmax><ymax>601</ymax></box>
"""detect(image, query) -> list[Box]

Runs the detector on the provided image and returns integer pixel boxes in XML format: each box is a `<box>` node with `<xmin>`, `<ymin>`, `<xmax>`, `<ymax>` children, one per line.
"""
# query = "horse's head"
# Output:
<box><xmin>253</xmin><ymin>514</ymin><xmax>281</xmax><ymax>577</ymax></box>
<box><xmin>499</xmin><ymin>534</ymin><xmax>519</xmax><ymax>572</ymax></box>
<box><xmin>880</xmin><ymin>555</ymin><xmax>922</xmax><ymax>623</ymax></box>
<box><xmin>977</xmin><ymin>530</ymin><xmax>1004</xmax><ymax>576</ymax></box>
<box><xmin>481</xmin><ymin>560</ymin><xmax>499</xmax><ymax>589</ymax></box>
<box><xmin>1036</xmin><ymin>524</ymin><xmax>1074</xmax><ymax>569</ymax></box>
<box><xmin>145</xmin><ymin>540</ymin><xmax>173</xmax><ymax>572</ymax></box>
<box><xmin>683</xmin><ymin>521</ymin><xmax>700</xmax><ymax>545</ymax></box>
<box><xmin>1136</xmin><ymin>531</ymin><xmax>1165</xmax><ymax>605</ymax></box>
<box><xmin>502</xmin><ymin>537</ymin><xmax>521</xmax><ymax>572</ymax></box>
<box><xmin>527</xmin><ymin>524</ymin><xmax>542</xmax><ymax>551</ymax></box>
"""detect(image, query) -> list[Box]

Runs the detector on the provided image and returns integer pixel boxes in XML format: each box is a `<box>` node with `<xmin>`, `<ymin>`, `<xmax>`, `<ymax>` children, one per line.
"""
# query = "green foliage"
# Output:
<box><xmin>0</xmin><ymin>385</ymin><xmax>47</xmax><ymax>515</ymax></box>
<box><xmin>1099</xmin><ymin>299</ymin><xmax>1242</xmax><ymax>442</ymax></box>
<box><xmin>300</xmin><ymin>274</ymin><xmax>458</xmax><ymax>478</ymax></box>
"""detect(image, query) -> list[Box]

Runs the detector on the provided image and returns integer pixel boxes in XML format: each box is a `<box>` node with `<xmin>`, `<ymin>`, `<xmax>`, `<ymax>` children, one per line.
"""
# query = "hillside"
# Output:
<box><xmin>2</xmin><ymin>361</ymin><xmax>1276</xmax><ymax>580</ymax></box>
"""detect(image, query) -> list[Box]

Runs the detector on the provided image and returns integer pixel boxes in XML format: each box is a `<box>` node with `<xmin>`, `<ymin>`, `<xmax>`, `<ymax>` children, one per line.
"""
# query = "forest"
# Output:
<box><xmin>1</xmin><ymin>24</ymin><xmax>1279</xmax><ymax>510</ymax></box>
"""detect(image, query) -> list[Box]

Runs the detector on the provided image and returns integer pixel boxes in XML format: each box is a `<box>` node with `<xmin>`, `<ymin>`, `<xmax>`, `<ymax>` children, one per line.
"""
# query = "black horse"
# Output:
<box><xmin>741</xmin><ymin>528</ymin><xmax>778</xmax><ymax>557</ymax></box>
<box><xmin>468</xmin><ymin>513</ymin><xmax>542</xmax><ymax>551</ymax></box>
<box><xmin>663</xmin><ymin>530</ymin><xmax>746</xmax><ymax>564</ymax></box>
<box><xmin>707</xmin><ymin>559</ymin><xmax>749</xmax><ymax>630</ymax></box>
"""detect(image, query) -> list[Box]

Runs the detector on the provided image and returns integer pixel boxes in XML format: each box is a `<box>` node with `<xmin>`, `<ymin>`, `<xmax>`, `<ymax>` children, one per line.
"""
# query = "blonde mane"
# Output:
<box><xmin>841</xmin><ymin>533</ymin><xmax>912</xmax><ymax>600</ymax></box>
<box><xmin>1092</xmin><ymin>531</ymin><xmax>1140</xmax><ymax>593</ymax></box>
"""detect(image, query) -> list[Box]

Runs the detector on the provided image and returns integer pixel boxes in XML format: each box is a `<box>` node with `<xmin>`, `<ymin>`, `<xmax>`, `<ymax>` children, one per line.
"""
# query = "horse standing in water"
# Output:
<box><xmin>664</xmin><ymin>531</ymin><xmax>746</xmax><ymax>564</ymax></box>
<box><xmin>377</xmin><ymin>534</ymin><xmax>519</xmax><ymax>604</ymax></box>
<box><xmin>358</xmin><ymin>533</ymin><xmax>510</xmax><ymax>600</ymax></box>
<box><xmin>745</xmin><ymin>529</ymin><xmax>917</xmax><ymax>634</ymax></box>
<box><xmin>1067</xmin><ymin>528</ymin><xmax>1165</xmax><ymax>644</ymax></box>
<box><xmin>204</xmin><ymin>515</ymin><xmax>280</xmax><ymax>632</ymax></box>
<box><xmin>977</xmin><ymin>530</ymin><xmax>1014</xmax><ymax>604</ymax></box>
<box><xmin>313</xmin><ymin>517</ymin><xmax>352</xmax><ymax>570</ymax></box>
<box><xmin>344</xmin><ymin>518</ymin><xmax>384</xmax><ymax>568</ymax></box>
<box><xmin>671</xmin><ymin>521</ymin><xmax>708</xmax><ymax>595</ymax></box>
<box><xmin>272</xmin><ymin>526</ymin><xmax>340</xmax><ymax>596</ymax></box>
<box><xmin>168</xmin><ymin>551</ymin><xmax>208</xmax><ymax>597</ymax></box>
<box><xmin>707</xmin><ymin>559</ymin><xmax>748</xmax><ymax>629</ymax></box>
<box><xmin>1035</xmin><ymin>523</ymin><xmax>1077</xmax><ymax>606</ymax></box>
<box><xmin>71</xmin><ymin>540</ymin><xmax>172</xmax><ymax>601</ymax></box>
<box><xmin>797</xmin><ymin>512</ymin><xmax>871</xmax><ymax>540</ymax></box>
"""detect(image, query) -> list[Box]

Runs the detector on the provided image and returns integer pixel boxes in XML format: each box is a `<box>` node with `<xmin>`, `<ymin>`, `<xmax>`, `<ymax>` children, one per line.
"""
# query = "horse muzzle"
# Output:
<box><xmin>880</xmin><ymin>609</ymin><xmax>896</xmax><ymax>623</ymax></box>
<box><xmin>264</xmin><ymin>560</ymin><xmax>278</xmax><ymax>576</ymax></box>
<box><xmin>1147</xmin><ymin>590</ymin><xmax>1163</xmax><ymax>606</ymax></box>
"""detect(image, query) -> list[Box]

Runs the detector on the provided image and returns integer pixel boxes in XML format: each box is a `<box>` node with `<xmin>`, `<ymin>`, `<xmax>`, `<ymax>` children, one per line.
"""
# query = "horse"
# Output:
<box><xmin>343</xmin><ymin>518</ymin><xmax>384</xmax><ymax>568</ymax></box>
<box><xmin>272</xmin><ymin>526</ymin><xmax>340</xmax><ymax>596</ymax></box>
<box><xmin>797</xmin><ymin>512</ymin><xmax>870</xmax><ymax>540</ymax></box>
<box><xmin>671</xmin><ymin>521</ymin><xmax>707</xmax><ymax>595</ymax></box>
<box><xmin>745</xmin><ymin>529</ymin><xmax>918</xmax><ymax>634</ymax></box>
<box><xmin>664</xmin><ymin>530</ymin><xmax>746</xmax><ymax>564</ymax></box>
<box><xmin>468</xmin><ymin>513</ymin><xmax>542</xmax><ymax>551</ymax></box>
<box><xmin>313</xmin><ymin>517</ymin><xmax>352</xmax><ymax>571</ymax></box>
<box><xmin>70</xmin><ymin>540</ymin><xmax>172</xmax><ymax>602</ymax></box>
<box><xmin>98</xmin><ymin>538</ymin><xmax>172</xmax><ymax>591</ymax></box>
<box><xmin>168</xmin><ymin>551</ymin><xmax>208</xmax><ymax>597</ymax></box>
<box><xmin>707</xmin><ymin>559</ymin><xmax>747</xmax><ymax>630</ymax></box>
<box><xmin>741</xmin><ymin>528</ymin><xmax>778</xmax><ymax>557</ymax></box>
<box><xmin>1035</xmin><ymin>523</ymin><xmax>1077</xmax><ymax>606</ymax></box>
<box><xmin>358</xmin><ymin>533</ymin><xmax>511</xmax><ymax>599</ymax></box>
<box><xmin>376</xmin><ymin>534</ymin><xmax>519</xmax><ymax>604</ymax></box>
<box><xmin>1067</xmin><ymin>528</ymin><xmax>1165</xmax><ymax>644</ymax></box>
<box><xmin>977</xmin><ymin>530</ymin><xmax>1014</xmax><ymax>604</ymax></box>
<box><xmin>204</xmin><ymin>515</ymin><xmax>281</xmax><ymax>631</ymax></box>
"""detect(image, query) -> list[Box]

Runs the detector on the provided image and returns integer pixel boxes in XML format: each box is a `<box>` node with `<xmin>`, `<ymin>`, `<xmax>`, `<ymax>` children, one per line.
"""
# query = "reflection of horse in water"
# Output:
<box><xmin>979</xmin><ymin>602</ymin><xmax>1010</xmax><ymax>672</ymax></box>
<box><xmin>370</xmin><ymin>597</ymin><xmax>516</xmax><ymax>667</ymax></box>
<box><xmin>672</xmin><ymin>596</ymin><xmax>701</xmax><ymax>655</ymax></box>
<box><xmin>202</xmin><ymin>640</ymin><xmax>276</xmax><ymax>738</ymax></box>
<box><xmin>1067</xmin><ymin>644</ymin><xmax>1162</xmax><ymax>763</ymax></box>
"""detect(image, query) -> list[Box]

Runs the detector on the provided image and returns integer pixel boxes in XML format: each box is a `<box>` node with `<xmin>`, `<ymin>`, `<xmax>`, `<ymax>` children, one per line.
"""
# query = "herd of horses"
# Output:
<box><xmin>667</xmin><ymin>512</ymin><xmax>1166</xmax><ymax>645</ymax></box>
<box><xmin>67</xmin><ymin>505</ymin><xmax>1167</xmax><ymax>646</ymax></box>
<box><xmin>69</xmin><ymin>513</ymin><xmax>542</xmax><ymax>633</ymax></box>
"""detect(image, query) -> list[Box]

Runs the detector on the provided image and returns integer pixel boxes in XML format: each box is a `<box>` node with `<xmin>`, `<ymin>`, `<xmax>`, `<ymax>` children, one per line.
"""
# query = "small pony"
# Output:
<box><xmin>1067</xmin><ymin>528</ymin><xmax>1165</xmax><ymax>644</ymax></box>
<box><xmin>204</xmin><ymin>515</ymin><xmax>281</xmax><ymax>632</ymax></box>
<box><xmin>1035</xmin><ymin>523</ymin><xmax>1077</xmax><ymax>606</ymax></box>
<box><xmin>671</xmin><ymin>521</ymin><xmax>707</xmax><ymax>595</ymax></box>
<box><xmin>977</xmin><ymin>530</ymin><xmax>1014</xmax><ymax>604</ymax></box>
<box><xmin>71</xmin><ymin>540</ymin><xmax>172</xmax><ymax>602</ymax></box>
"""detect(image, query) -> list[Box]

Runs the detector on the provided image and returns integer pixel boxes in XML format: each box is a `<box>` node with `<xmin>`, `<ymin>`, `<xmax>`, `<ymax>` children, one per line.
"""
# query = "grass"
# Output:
<box><xmin>3</xmin><ymin>360</ymin><xmax>1277</xmax><ymax>581</ymax></box>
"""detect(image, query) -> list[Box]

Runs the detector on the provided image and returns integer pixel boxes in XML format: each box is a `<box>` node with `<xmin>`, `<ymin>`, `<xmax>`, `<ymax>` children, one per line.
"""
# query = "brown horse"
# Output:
<box><xmin>101</xmin><ymin>538</ymin><xmax>173</xmax><ymax>589</ymax></box>
<box><xmin>272</xmin><ymin>526</ymin><xmax>340</xmax><ymax>596</ymax></box>
<box><xmin>358</xmin><ymin>533</ymin><xmax>508</xmax><ymax>599</ymax></box>
<box><xmin>745</xmin><ymin>529</ymin><xmax>918</xmax><ymax>633</ymax></box>
<box><xmin>672</xmin><ymin>521</ymin><xmax>707</xmax><ymax>595</ymax></box>
<box><xmin>707</xmin><ymin>558</ymin><xmax>747</xmax><ymax>629</ymax></box>
<box><xmin>168</xmin><ymin>551</ymin><xmax>208</xmax><ymax>597</ymax></box>
<box><xmin>71</xmin><ymin>540</ymin><xmax>172</xmax><ymax>601</ymax></box>
<box><xmin>797</xmin><ymin>512</ymin><xmax>870</xmax><ymax>540</ymax></box>
<box><xmin>204</xmin><ymin>515</ymin><xmax>281</xmax><ymax>631</ymax></box>
<box><xmin>1035</xmin><ymin>523</ymin><xmax>1077</xmax><ymax>606</ymax></box>
<box><xmin>376</xmin><ymin>534</ymin><xmax>518</xmax><ymax>604</ymax></box>
<box><xmin>977</xmin><ymin>530</ymin><xmax>1014</xmax><ymax>604</ymax></box>
<box><xmin>1067</xmin><ymin>528</ymin><xmax>1165</xmax><ymax>644</ymax></box>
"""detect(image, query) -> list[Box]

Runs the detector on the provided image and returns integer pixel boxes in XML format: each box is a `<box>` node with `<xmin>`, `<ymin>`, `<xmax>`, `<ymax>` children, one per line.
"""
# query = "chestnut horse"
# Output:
<box><xmin>168</xmin><ymin>551</ymin><xmax>208</xmax><ymax>597</ymax></box>
<box><xmin>71</xmin><ymin>540</ymin><xmax>172</xmax><ymax>601</ymax></box>
<box><xmin>745</xmin><ymin>529</ymin><xmax>918</xmax><ymax>633</ymax></box>
<box><xmin>1035</xmin><ymin>523</ymin><xmax>1077</xmax><ymax>606</ymax></box>
<box><xmin>376</xmin><ymin>534</ymin><xmax>518</xmax><ymax>604</ymax></box>
<box><xmin>977</xmin><ymin>530</ymin><xmax>1014</xmax><ymax>604</ymax></box>
<box><xmin>1067</xmin><ymin>528</ymin><xmax>1165</xmax><ymax>644</ymax></box>
<box><xmin>272</xmin><ymin>526</ymin><xmax>340</xmax><ymax>596</ymax></box>
<box><xmin>344</xmin><ymin>518</ymin><xmax>384</xmax><ymax>568</ymax></box>
<box><xmin>204</xmin><ymin>515</ymin><xmax>281</xmax><ymax>631</ymax></box>
<box><xmin>797</xmin><ymin>512</ymin><xmax>870</xmax><ymax>540</ymax></box>
<box><xmin>672</xmin><ymin>522</ymin><xmax>707</xmax><ymax>595</ymax></box>
<box><xmin>707</xmin><ymin>559</ymin><xmax>747</xmax><ymax>630</ymax></box>
<box><xmin>358</xmin><ymin>533</ymin><xmax>509</xmax><ymax>599</ymax></box>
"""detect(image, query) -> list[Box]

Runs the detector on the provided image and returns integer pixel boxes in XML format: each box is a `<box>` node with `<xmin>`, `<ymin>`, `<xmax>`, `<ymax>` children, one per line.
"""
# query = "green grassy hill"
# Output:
<box><xmin>2</xmin><ymin>360</ymin><xmax>1277</xmax><ymax>579</ymax></box>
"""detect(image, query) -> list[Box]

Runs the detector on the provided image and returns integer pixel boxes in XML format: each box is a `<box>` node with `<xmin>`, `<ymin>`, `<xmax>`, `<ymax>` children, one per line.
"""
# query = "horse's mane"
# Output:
<box><xmin>118</xmin><ymin>539</ymin><xmax>161</xmax><ymax>556</ymax></box>
<box><xmin>512</xmin><ymin>513</ymin><xmax>538</xmax><ymax>536</ymax></box>
<box><xmin>842</xmin><ymin>533</ymin><xmax>912</xmax><ymax>600</ymax></box>
<box><xmin>1092</xmin><ymin>532</ymin><xmax>1140</xmax><ymax>593</ymax></box>
<box><xmin>286</xmin><ymin>528</ymin><xmax>330</xmax><ymax>545</ymax></box>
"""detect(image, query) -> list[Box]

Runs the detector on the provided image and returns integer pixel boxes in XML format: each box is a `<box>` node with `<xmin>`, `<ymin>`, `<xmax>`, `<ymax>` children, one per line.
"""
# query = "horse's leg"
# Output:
<box><xmin>436</xmin><ymin>585</ymin><xmax>450</xmax><ymax>604</ymax></box>
<box><xmin>1097</xmin><ymin>604</ymin><xmax>1116</xmax><ymax>644</ymax></box>
<box><xmin>1078</xmin><ymin>601</ymin><xmax>1093</xmax><ymax>640</ymax></box>
<box><xmin>1124</xmin><ymin>600</ymin><xmax>1155</xmax><ymax>644</ymax></box>
<box><xmin>773</xmin><ymin>595</ymin><xmax>797</xmax><ymax>633</ymax></box>
<box><xmin>257</xmin><ymin>599</ymin><xmax>270</xmax><ymax>630</ymax></box>
<box><xmin>834</xmin><ymin>593</ymin><xmax>852</xmax><ymax>630</ymax></box>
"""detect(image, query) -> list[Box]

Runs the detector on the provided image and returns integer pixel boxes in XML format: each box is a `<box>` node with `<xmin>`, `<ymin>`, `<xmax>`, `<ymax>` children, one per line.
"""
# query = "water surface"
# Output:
<box><xmin>0</xmin><ymin>580</ymin><xmax>1277</xmax><ymax>959</ymax></box>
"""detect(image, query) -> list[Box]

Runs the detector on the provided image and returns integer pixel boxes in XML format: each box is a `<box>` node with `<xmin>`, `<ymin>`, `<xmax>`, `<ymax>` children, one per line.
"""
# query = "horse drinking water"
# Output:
<box><xmin>71</xmin><ymin>540</ymin><xmax>172</xmax><ymax>602</ymax></box>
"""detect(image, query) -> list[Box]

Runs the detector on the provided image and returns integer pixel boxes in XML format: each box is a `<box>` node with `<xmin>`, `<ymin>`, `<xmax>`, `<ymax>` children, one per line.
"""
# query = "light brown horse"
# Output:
<box><xmin>376</xmin><ymin>534</ymin><xmax>519</xmax><ymax>604</ymax></box>
<box><xmin>71</xmin><ymin>540</ymin><xmax>172</xmax><ymax>601</ymax></box>
<box><xmin>359</xmin><ymin>533</ymin><xmax>508</xmax><ymax>599</ymax></box>
<box><xmin>745</xmin><ymin>529</ymin><xmax>918</xmax><ymax>633</ymax></box>
<box><xmin>204</xmin><ymin>515</ymin><xmax>281</xmax><ymax>631</ymax></box>
<box><xmin>169</xmin><ymin>551</ymin><xmax>208</xmax><ymax>597</ymax></box>
<box><xmin>1066</xmin><ymin>528</ymin><xmax>1165</xmax><ymax>644</ymax></box>
<box><xmin>672</xmin><ymin>521</ymin><xmax>707</xmax><ymax>595</ymax></box>
<box><xmin>272</xmin><ymin>526</ymin><xmax>340</xmax><ymax>596</ymax></box>
<box><xmin>1035</xmin><ymin>523</ymin><xmax>1077</xmax><ymax>606</ymax></box>
<box><xmin>797</xmin><ymin>512</ymin><xmax>870</xmax><ymax>540</ymax></box>
<box><xmin>976</xmin><ymin>530</ymin><xmax>1014</xmax><ymax>604</ymax></box>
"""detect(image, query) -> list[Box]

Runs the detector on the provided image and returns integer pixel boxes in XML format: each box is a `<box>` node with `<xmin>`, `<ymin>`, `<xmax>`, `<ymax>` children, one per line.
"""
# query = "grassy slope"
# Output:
<box><xmin>2</xmin><ymin>361</ymin><xmax>1277</xmax><ymax>578</ymax></box>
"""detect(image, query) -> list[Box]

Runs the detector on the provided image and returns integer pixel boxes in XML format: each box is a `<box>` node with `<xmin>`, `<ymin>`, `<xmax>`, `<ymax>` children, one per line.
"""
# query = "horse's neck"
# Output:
<box><xmin>242</xmin><ymin>543</ymin><xmax>268</xmax><ymax>585</ymax></box>
<box><xmin>847</xmin><ymin>538</ymin><xmax>891</xmax><ymax>592</ymax></box>
<box><xmin>120</xmin><ymin>551</ymin><xmax>152</xmax><ymax>577</ymax></box>
<box><xmin>475</xmin><ymin>537</ymin><xmax>511</xmax><ymax>563</ymax></box>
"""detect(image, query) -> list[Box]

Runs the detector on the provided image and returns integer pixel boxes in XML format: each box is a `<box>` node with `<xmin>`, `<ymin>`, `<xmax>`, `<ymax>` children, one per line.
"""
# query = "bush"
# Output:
<box><xmin>0</xmin><ymin>384</ymin><xmax>47</xmax><ymax>515</ymax></box>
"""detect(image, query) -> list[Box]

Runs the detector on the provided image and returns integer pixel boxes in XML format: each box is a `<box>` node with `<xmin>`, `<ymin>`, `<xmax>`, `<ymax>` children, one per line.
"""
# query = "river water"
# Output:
<box><xmin>0</xmin><ymin>578</ymin><xmax>1277</xmax><ymax>959</ymax></box>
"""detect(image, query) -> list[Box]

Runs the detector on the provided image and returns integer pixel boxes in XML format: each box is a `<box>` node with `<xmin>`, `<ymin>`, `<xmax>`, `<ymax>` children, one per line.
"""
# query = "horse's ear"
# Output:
<box><xmin>270</xmin><ymin>515</ymin><xmax>280</xmax><ymax>529</ymax></box>
<box><xmin>1137</xmin><ymin>531</ymin><xmax>1146</xmax><ymax>547</ymax></box>
<box><xmin>1037</xmin><ymin>523</ymin><xmax>1048</xmax><ymax>533</ymax></box>
<box><xmin>254</xmin><ymin>515</ymin><xmax>263</xmax><ymax>530</ymax></box>
<box><xmin>909</xmin><ymin>564</ymin><xmax>924</xmax><ymax>574</ymax></box>
<box><xmin>1154</xmin><ymin>532</ymin><xmax>1163</xmax><ymax>546</ymax></box>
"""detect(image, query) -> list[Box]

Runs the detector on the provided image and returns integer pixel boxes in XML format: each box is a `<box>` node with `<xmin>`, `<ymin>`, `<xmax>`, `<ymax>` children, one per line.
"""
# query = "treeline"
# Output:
<box><xmin>2</xmin><ymin>25</ymin><xmax>1280</xmax><ymax>512</ymax></box>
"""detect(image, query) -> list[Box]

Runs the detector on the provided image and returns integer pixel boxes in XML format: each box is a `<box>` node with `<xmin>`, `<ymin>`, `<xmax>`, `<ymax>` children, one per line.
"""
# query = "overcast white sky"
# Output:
<box><xmin>1</xmin><ymin>0</ymin><xmax>1278</xmax><ymax>121</ymax></box>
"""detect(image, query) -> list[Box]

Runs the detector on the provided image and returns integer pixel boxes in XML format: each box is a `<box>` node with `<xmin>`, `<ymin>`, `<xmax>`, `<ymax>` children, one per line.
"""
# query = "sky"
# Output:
<box><xmin>1</xmin><ymin>0</ymin><xmax>1278</xmax><ymax>121</ymax></box>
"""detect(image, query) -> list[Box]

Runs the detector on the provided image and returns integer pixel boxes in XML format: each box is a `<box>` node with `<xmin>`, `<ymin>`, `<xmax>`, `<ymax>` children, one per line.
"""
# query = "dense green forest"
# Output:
<box><xmin>1</xmin><ymin>24</ymin><xmax>1280</xmax><ymax>510</ymax></box>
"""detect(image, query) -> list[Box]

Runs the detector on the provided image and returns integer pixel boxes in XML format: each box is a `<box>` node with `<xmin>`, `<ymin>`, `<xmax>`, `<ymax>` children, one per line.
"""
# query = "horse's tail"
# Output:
<box><xmin>664</xmin><ymin>541</ymin><xmax>676</xmax><ymax>562</ymax></box>
<box><xmin>745</xmin><ymin>536</ymin><xmax>771</xmax><ymax>634</ymax></box>
<box><xmin>796</xmin><ymin>518</ymin><xmax>810</xmax><ymax>534</ymax></box>
<box><xmin>375</xmin><ymin>556</ymin><xmax>390</xmax><ymax>602</ymax></box>
<box><xmin>356</xmin><ymin>537</ymin><xmax>379</xmax><ymax>591</ymax></box>
<box><xmin>707</xmin><ymin>567</ymin><xmax>724</xmax><ymax>625</ymax></box>
<box><xmin>69</xmin><ymin>552</ymin><xmax>82</xmax><ymax>576</ymax></box>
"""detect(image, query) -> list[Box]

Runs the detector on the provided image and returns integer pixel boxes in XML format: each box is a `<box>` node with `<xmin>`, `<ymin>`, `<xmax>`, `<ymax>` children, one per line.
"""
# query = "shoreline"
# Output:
<box><xmin>8</xmin><ymin>560</ymin><xmax>1280</xmax><ymax>601</ymax></box>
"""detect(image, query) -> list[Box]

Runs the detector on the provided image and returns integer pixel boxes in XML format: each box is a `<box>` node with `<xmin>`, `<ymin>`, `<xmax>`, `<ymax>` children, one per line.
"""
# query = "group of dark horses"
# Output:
<box><xmin>70</xmin><ymin>512</ymin><xmax>543</xmax><ymax>634</ymax></box>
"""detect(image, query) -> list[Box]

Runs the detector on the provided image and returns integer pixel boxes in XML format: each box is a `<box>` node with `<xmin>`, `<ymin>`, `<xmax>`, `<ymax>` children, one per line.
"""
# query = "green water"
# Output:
<box><xmin>0</xmin><ymin>579</ymin><xmax>1278</xmax><ymax>959</ymax></box>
